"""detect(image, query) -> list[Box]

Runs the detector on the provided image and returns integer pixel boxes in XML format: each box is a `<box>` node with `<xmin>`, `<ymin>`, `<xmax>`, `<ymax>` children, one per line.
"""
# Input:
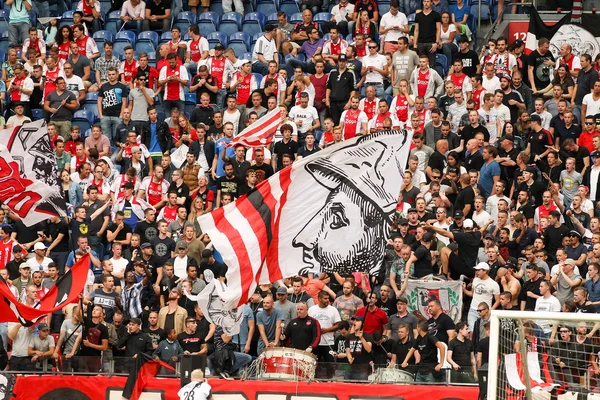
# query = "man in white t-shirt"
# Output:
<box><xmin>289</xmin><ymin>93</ymin><xmax>320</xmax><ymax>145</ymax></box>
<box><xmin>379</xmin><ymin>3</ymin><xmax>409</xmax><ymax>55</ymax></box>
<box><xmin>308</xmin><ymin>291</ymin><xmax>341</xmax><ymax>364</ymax></box>
<box><xmin>532</xmin><ymin>97</ymin><xmax>552</xmax><ymax>130</ymax></box>
<box><xmin>463</xmin><ymin>262</ymin><xmax>500</xmax><ymax>331</ymax></box>
<box><xmin>482</xmin><ymin>63</ymin><xmax>501</xmax><ymax>93</ymax></box>
<box><xmin>109</xmin><ymin>242</ymin><xmax>130</xmax><ymax>286</ymax></box>
<box><xmin>252</xmin><ymin>25</ymin><xmax>278</xmax><ymax>76</ymax></box>
<box><xmin>534</xmin><ymin>280</ymin><xmax>561</xmax><ymax>335</ymax></box>
<box><xmin>582</xmin><ymin>80</ymin><xmax>600</xmax><ymax>119</ymax></box>
<box><xmin>361</xmin><ymin>43</ymin><xmax>389</xmax><ymax>99</ymax></box>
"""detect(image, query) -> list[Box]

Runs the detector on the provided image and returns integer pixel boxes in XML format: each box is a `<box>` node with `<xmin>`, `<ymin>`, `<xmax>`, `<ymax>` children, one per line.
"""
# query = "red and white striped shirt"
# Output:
<box><xmin>76</xmin><ymin>35</ymin><xmax>99</xmax><ymax>59</ymax></box>
<box><xmin>359</xmin><ymin>97</ymin><xmax>379</xmax><ymax>120</ymax></box>
<box><xmin>42</xmin><ymin>66</ymin><xmax>65</xmax><ymax>100</ymax></box>
<box><xmin>188</xmin><ymin>36</ymin><xmax>209</xmax><ymax>63</ymax></box>
<box><xmin>159</xmin><ymin>64</ymin><xmax>189</xmax><ymax>101</ymax></box>
<box><xmin>230</xmin><ymin>72</ymin><xmax>257</xmax><ymax>105</ymax></box>
<box><xmin>23</xmin><ymin>37</ymin><xmax>46</xmax><ymax>58</ymax></box>
<box><xmin>9</xmin><ymin>75</ymin><xmax>34</xmax><ymax>102</ymax></box>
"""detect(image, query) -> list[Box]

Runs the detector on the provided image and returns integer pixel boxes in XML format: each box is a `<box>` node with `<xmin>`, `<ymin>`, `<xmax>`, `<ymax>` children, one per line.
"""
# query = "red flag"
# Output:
<box><xmin>122</xmin><ymin>353</ymin><xmax>176</xmax><ymax>400</ymax></box>
<box><xmin>0</xmin><ymin>254</ymin><xmax>90</xmax><ymax>325</ymax></box>
<box><xmin>226</xmin><ymin>108</ymin><xmax>282</xmax><ymax>148</ymax></box>
<box><xmin>199</xmin><ymin>130</ymin><xmax>412</xmax><ymax>309</ymax></box>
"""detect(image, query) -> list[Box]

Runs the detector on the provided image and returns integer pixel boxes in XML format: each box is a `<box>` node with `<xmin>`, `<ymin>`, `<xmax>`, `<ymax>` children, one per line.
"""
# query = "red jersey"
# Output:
<box><xmin>417</xmin><ymin>70</ymin><xmax>429</xmax><ymax>97</ymax></box>
<box><xmin>189</xmin><ymin>37</ymin><xmax>205</xmax><ymax>62</ymax></box>
<box><xmin>372</xmin><ymin>112</ymin><xmax>391</xmax><ymax>131</ymax></box>
<box><xmin>393</xmin><ymin>95</ymin><xmax>409</xmax><ymax>123</ymax></box>
<box><xmin>76</xmin><ymin>36</ymin><xmax>90</xmax><ymax>56</ymax></box>
<box><xmin>43</xmin><ymin>67</ymin><xmax>61</xmax><ymax>99</ymax></box>
<box><xmin>321</xmin><ymin>131</ymin><xmax>334</xmax><ymax>147</ymax></box>
<box><xmin>208</xmin><ymin>57</ymin><xmax>226</xmax><ymax>89</ymax></box>
<box><xmin>157</xmin><ymin>57</ymin><xmax>182</xmax><ymax>74</ymax></box>
<box><xmin>342</xmin><ymin>109</ymin><xmax>361</xmax><ymax>140</ymax></box>
<box><xmin>90</xmin><ymin>178</ymin><xmax>106</xmax><ymax>194</ymax></box>
<box><xmin>160</xmin><ymin>205</ymin><xmax>178</xmax><ymax>224</ymax></box>
<box><xmin>162</xmin><ymin>64</ymin><xmax>187</xmax><ymax>101</ymax></box>
<box><xmin>356</xmin><ymin>44</ymin><xmax>367</xmax><ymax>58</ymax></box>
<box><xmin>58</xmin><ymin>42</ymin><xmax>70</xmax><ymax>61</ymax></box>
<box><xmin>472</xmin><ymin>88</ymin><xmax>485</xmax><ymax>110</ymax></box>
<box><xmin>138</xmin><ymin>66</ymin><xmax>159</xmax><ymax>90</ymax></box>
<box><xmin>449</xmin><ymin>73</ymin><xmax>468</xmax><ymax>93</ymax></box>
<box><xmin>235</xmin><ymin>72</ymin><xmax>252</xmax><ymax>105</ymax></box>
<box><xmin>144</xmin><ymin>178</ymin><xmax>168</xmax><ymax>206</ymax></box>
<box><xmin>114</xmin><ymin>175</ymin><xmax>139</xmax><ymax>199</ymax></box>
<box><xmin>120</xmin><ymin>59</ymin><xmax>139</xmax><ymax>83</ymax></box>
<box><xmin>361</xmin><ymin>99</ymin><xmax>378</xmax><ymax>120</ymax></box>
<box><xmin>415</xmin><ymin>109</ymin><xmax>427</xmax><ymax>131</ymax></box>
<box><xmin>0</xmin><ymin>239</ymin><xmax>16</xmax><ymax>268</ymax></box>
<box><xmin>10</xmin><ymin>75</ymin><xmax>27</xmax><ymax>101</ymax></box>
<box><xmin>72</xmin><ymin>154</ymin><xmax>88</xmax><ymax>172</ymax></box>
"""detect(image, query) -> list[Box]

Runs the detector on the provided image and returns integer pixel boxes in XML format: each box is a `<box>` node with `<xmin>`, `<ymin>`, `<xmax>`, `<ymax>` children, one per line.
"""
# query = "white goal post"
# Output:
<box><xmin>488</xmin><ymin>310</ymin><xmax>600</xmax><ymax>400</ymax></box>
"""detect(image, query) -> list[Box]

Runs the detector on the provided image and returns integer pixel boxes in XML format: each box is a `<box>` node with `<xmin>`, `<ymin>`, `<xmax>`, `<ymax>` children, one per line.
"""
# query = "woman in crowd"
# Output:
<box><xmin>534</xmin><ymin>64</ymin><xmax>575</xmax><ymax>101</ymax></box>
<box><xmin>61</xmin><ymin>169</ymin><xmax>82</xmax><ymax>208</ymax></box>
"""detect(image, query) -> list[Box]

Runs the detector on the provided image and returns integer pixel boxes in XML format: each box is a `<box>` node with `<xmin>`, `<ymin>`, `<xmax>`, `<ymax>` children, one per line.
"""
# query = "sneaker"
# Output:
<box><xmin>220</xmin><ymin>371</ymin><xmax>233</xmax><ymax>380</ymax></box>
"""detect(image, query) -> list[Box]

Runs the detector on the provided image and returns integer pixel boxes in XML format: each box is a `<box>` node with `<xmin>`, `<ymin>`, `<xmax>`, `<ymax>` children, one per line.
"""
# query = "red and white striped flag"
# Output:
<box><xmin>504</xmin><ymin>352</ymin><xmax>555</xmax><ymax>392</ymax></box>
<box><xmin>226</xmin><ymin>108</ymin><xmax>282</xmax><ymax>148</ymax></box>
<box><xmin>199</xmin><ymin>130</ymin><xmax>412</xmax><ymax>308</ymax></box>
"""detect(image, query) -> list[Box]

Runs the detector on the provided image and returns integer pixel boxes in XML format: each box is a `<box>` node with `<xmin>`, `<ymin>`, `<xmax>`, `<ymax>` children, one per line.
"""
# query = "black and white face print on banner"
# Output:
<box><xmin>0</xmin><ymin>374</ymin><xmax>15</xmax><ymax>400</ymax></box>
<box><xmin>291</xmin><ymin>130</ymin><xmax>410</xmax><ymax>277</ymax></box>
<box><xmin>549</xmin><ymin>22</ymin><xmax>600</xmax><ymax>60</ymax></box>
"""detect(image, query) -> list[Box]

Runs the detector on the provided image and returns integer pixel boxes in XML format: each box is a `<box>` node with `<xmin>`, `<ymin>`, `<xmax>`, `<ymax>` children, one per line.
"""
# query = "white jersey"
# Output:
<box><xmin>178</xmin><ymin>381</ymin><xmax>212</xmax><ymax>400</ymax></box>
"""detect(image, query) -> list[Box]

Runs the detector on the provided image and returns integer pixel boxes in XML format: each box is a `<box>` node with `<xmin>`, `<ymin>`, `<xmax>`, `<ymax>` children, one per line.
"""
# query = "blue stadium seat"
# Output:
<box><xmin>435</xmin><ymin>53</ymin><xmax>449</xmax><ymax>76</ymax></box>
<box><xmin>84</xmin><ymin>103</ymin><xmax>100</xmax><ymax>121</ymax></box>
<box><xmin>220</xmin><ymin>12</ymin><xmax>243</xmax><ymax>36</ymax></box>
<box><xmin>378</xmin><ymin>0</ymin><xmax>391</xmax><ymax>16</ymax></box>
<box><xmin>251</xmin><ymin>32</ymin><xmax>262</xmax><ymax>46</ymax></box>
<box><xmin>322</xmin><ymin>33</ymin><xmax>330</xmax><ymax>41</ymax></box>
<box><xmin>112</xmin><ymin>41</ymin><xmax>130</xmax><ymax>58</ymax></box>
<box><xmin>207</xmin><ymin>31</ymin><xmax>229</xmax><ymax>49</ymax></box>
<box><xmin>289</xmin><ymin>12</ymin><xmax>302</xmax><ymax>24</ymax></box>
<box><xmin>407</xmin><ymin>13</ymin><xmax>416</xmax><ymax>23</ymax></box>
<box><xmin>60</xmin><ymin>10</ymin><xmax>74</xmax><ymax>27</ymax></box>
<box><xmin>31</xmin><ymin>109</ymin><xmax>44</xmax><ymax>121</ymax></box>
<box><xmin>104</xmin><ymin>10</ymin><xmax>121</xmax><ymax>35</ymax></box>
<box><xmin>0</xmin><ymin>10</ymin><xmax>7</xmax><ymax>33</ymax></box>
<box><xmin>92</xmin><ymin>30</ymin><xmax>113</xmax><ymax>50</ymax></box>
<box><xmin>82</xmin><ymin>129</ymin><xmax>91</xmax><ymax>140</ymax></box>
<box><xmin>266</xmin><ymin>12</ymin><xmax>279</xmax><ymax>26</ymax></box>
<box><xmin>470</xmin><ymin>3</ymin><xmax>490</xmax><ymax>22</ymax></box>
<box><xmin>313</xmin><ymin>12</ymin><xmax>332</xmax><ymax>34</ymax></box>
<box><xmin>229</xmin><ymin>32</ymin><xmax>251</xmax><ymax>51</ymax></box>
<box><xmin>280</xmin><ymin>1</ymin><xmax>300</xmax><ymax>16</ymax></box>
<box><xmin>158</xmin><ymin>31</ymin><xmax>172</xmax><ymax>47</ymax></box>
<box><xmin>252</xmin><ymin>73</ymin><xmax>263</xmax><ymax>84</ymax></box>
<box><xmin>243</xmin><ymin>12</ymin><xmax>266</xmax><ymax>37</ymax></box>
<box><xmin>147</xmin><ymin>51</ymin><xmax>157</xmax><ymax>68</ymax></box>
<box><xmin>175</xmin><ymin>11</ymin><xmax>197</xmax><ymax>32</ymax></box>
<box><xmin>136</xmin><ymin>31</ymin><xmax>159</xmax><ymax>54</ymax></box>
<box><xmin>116</xmin><ymin>30</ymin><xmax>136</xmax><ymax>46</ymax></box>
<box><xmin>72</xmin><ymin>110</ymin><xmax>94</xmax><ymax>132</ymax></box>
<box><xmin>198</xmin><ymin>21</ymin><xmax>217</xmax><ymax>35</ymax></box>
<box><xmin>100</xmin><ymin>0</ymin><xmax>111</xmax><ymax>14</ymax></box>
<box><xmin>0</xmin><ymin>50</ymin><xmax>6</xmax><ymax>62</ymax></box>
<box><xmin>185</xmin><ymin>93</ymin><xmax>197</xmax><ymax>115</ymax></box>
<box><xmin>255</xmin><ymin>0</ymin><xmax>276</xmax><ymax>16</ymax></box>
<box><xmin>199</xmin><ymin>11</ymin><xmax>221</xmax><ymax>27</ymax></box>
<box><xmin>85</xmin><ymin>91</ymin><xmax>99</xmax><ymax>103</ymax></box>
<box><xmin>240</xmin><ymin>52</ymin><xmax>252</xmax><ymax>60</ymax></box>
<box><xmin>0</xmin><ymin>32</ymin><xmax>8</xmax><ymax>55</ymax></box>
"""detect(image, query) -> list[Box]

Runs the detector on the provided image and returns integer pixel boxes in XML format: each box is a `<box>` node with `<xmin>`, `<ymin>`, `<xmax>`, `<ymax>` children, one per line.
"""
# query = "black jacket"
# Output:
<box><xmin>189</xmin><ymin>139</ymin><xmax>215</xmax><ymax>168</ymax></box>
<box><xmin>118</xmin><ymin>330</ymin><xmax>154</xmax><ymax>357</ymax></box>
<box><xmin>140</xmin><ymin>120</ymin><xmax>173</xmax><ymax>154</ymax></box>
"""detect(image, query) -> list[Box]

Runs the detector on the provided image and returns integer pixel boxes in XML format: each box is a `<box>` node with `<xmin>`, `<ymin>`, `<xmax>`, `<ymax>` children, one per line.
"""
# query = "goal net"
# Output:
<box><xmin>487</xmin><ymin>310</ymin><xmax>600</xmax><ymax>400</ymax></box>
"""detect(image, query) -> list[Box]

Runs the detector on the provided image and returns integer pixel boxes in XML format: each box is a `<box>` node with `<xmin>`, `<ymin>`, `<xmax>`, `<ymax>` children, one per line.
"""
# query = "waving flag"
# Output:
<box><xmin>0</xmin><ymin>120</ymin><xmax>66</xmax><ymax>226</ymax></box>
<box><xmin>504</xmin><ymin>352</ymin><xmax>555</xmax><ymax>391</ymax></box>
<box><xmin>226</xmin><ymin>108</ymin><xmax>282</xmax><ymax>148</ymax></box>
<box><xmin>525</xmin><ymin>8</ymin><xmax>571</xmax><ymax>55</ymax></box>
<box><xmin>200</xmin><ymin>130</ymin><xmax>412</xmax><ymax>309</ymax></box>
<box><xmin>122</xmin><ymin>352</ymin><xmax>175</xmax><ymax>400</ymax></box>
<box><xmin>0</xmin><ymin>254</ymin><xmax>90</xmax><ymax>325</ymax></box>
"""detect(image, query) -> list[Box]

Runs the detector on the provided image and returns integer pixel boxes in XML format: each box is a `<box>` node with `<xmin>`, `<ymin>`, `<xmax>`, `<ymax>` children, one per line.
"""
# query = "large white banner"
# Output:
<box><xmin>200</xmin><ymin>130</ymin><xmax>412</xmax><ymax>308</ymax></box>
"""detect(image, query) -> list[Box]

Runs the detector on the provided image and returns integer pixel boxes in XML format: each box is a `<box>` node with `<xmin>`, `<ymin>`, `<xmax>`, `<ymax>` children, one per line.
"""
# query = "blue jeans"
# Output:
<box><xmin>416</xmin><ymin>370</ymin><xmax>437</xmax><ymax>383</ymax></box>
<box><xmin>33</xmin><ymin>0</ymin><xmax>50</xmax><ymax>17</ymax></box>
<box><xmin>184</xmin><ymin>61</ymin><xmax>198</xmax><ymax>79</ymax></box>
<box><xmin>215</xmin><ymin>89</ymin><xmax>227</xmax><ymax>111</ymax></box>
<box><xmin>122</xmin><ymin>20</ymin><xmax>142</xmax><ymax>34</ymax></box>
<box><xmin>252</xmin><ymin>61</ymin><xmax>269</xmax><ymax>76</ymax></box>
<box><xmin>361</xmin><ymin>83</ymin><xmax>385</xmax><ymax>99</ymax></box>
<box><xmin>100</xmin><ymin>116</ymin><xmax>122</xmax><ymax>145</ymax></box>
<box><xmin>163</xmin><ymin>100</ymin><xmax>185</xmax><ymax>116</ymax></box>
<box><xmin>208</xmin><ymin>351</ymin><xmax>252</xmax><ymax>375</ymax></box>
<box><xmin>286</xmin><ymin>57</ymin><xmax>316</xmax><ymax>75</ymax></box>
<box><xmin>572</xmin><ymin>104</ymin><xmax>582</xmax><ymax>124</ymax></box>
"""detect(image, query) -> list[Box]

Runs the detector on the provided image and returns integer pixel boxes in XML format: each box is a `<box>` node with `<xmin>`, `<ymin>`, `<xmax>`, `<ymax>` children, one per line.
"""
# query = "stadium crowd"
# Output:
<box><xmin>0</xmin><ymin>0</ymin><xmax>597</xmax><ymax>387</ymax></box>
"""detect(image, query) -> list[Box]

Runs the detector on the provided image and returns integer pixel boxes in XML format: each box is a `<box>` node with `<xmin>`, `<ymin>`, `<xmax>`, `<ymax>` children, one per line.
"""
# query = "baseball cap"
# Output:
<box><xmin>122</xmin><ymin>181</ymin><xmax>135</xmax><ymax>190</ymax></box>
<box><xmin>502</xmin><ymin>134</ymin><xmax>514</xmax><ymax>142</ymax></box>
<box><xmin>536</xmin><ymin>266</ymin><xmax>546</xmax><ymax>274</ymax></box>
<box><xmin>463</xmin><ymin>219</ymin><xmax>474</xmax><ymax>229</ymax></box>
<box><xmin>422</xmin><ymin>231</ymin><xmax>435</xmax><ymax>242</ymax></box>
<box><xmin>529</xmin><ymin>114</ymin><xmax>542</xmax><ymax>123</ymax></box>
<box><xmin>568</xmin><ymin>230</ymin><xmax>582</xmax><ymax>239</ymax></box>
<box><xmin>484</xmin><ymin>233</ymin><xmax>495</xmax><ymax>241</ymax></box>
<box><xmin>19</xmin><ymin>262</ymin><xmax>30</xmax><ymax>269</ymax></box>
<box><xmin>141</xmin><ymin>242</ymin><xmax>152</xmax><ymax>249</ymax></box>
<box><xmin>453</xmin><ymin>210</ymin><xmax>464</xmax><ymax>219</ymax></box>
<box><xmin>276</xmin><ymin>286</ymin><xmax>288</xmax><ymax>295</ymax></box>
<box><xmin>37</xmin><ymin>323</ymin><xmax>49</xmax><ymax>331</ymax></box>
<box><xmin>338</xmin><ymin>54</ymin><xmax>347</xmax><ymax>61</ymax></box>
<box><xmin>176</xmin><ymin>241</ymin><xmax>188</xmax><ymax>250</ymax></box>
<box><xmin>504</xmin><ymin>262</ymin><xmax>516</xmax><ymax>271</ymax></box>
<box><xmin>592</xmin><ymin>151</ymin><xmax>600</xmax><ymax>158</ymax></box>
<box><xmin>397</xmin><ymin>296</ymin><xmax>408</xmax><ymax>304</ymax></box>
<box><xmin>564</xmin><ymin>258</ymin><xmax>577</xmax><ymax>266</ymax></box>
<box><xmin>33</xmin><ymin>242</ymin><xmax>47</xmax><ymax>251</ymax></box>
<box><xmin>525</xmin><ymin>166</ymin><xmax>536</xmax><ymax>174</ymax></box>
<box><xmin>214</xmin><ymin>43</ymin><xmax>225</xmax><ymax>50</ymax></box>
<box><xmin>407</xmin><ymin>207</ymin><xmax>417</xmax><ymax>214</ymax></box>
<box><xmin>130</xmin><ymin>318</ymin><xmax>141</xmax><ymax>325</ymax></box>
<box><xmin>13</xmin><ymin>245</ymin><xmax>22</xmax><ymax>253</ymax></box>
<box><xmin>514</xmin><ymin>39</ymin><xmax>524</xmax><ymax>47</ymax></box>
<box><xmin>398</xmin><ymin>218</ymin><xmax>409</xmax><ymax>225</ymax></box>
<box><xmin>240</xmin><ymin>59</ymin><xmax>251</xmax><ymax>65</ymax></box>
<box><xmin>474</xmin><ymin>262</ymin><xmax>490</xmax><ymax>270</ymax></box>
<box><xmin>500</xmin><ymin>73</ymin><xmax>512</xmax><ymax>82</ymax></box>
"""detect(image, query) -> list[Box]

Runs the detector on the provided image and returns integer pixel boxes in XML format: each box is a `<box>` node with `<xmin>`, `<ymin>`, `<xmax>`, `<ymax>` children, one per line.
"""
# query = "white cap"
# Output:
<box><xmin>463</xmin><ymin>218</ymin><xmax>474</xmax><ymax>229</ymax></box>
<box><xmin>33</xmin><ymin>242</ymin><xmax>47</xmax><ymax>251</ymax></box>
<box><xmin>240</xmin><ymin>59</ymin><xmax>251</xmax><ymax>65</ymax></box>
<box><xmin>474</xmin><ymin>262</ymin><xmax>490</xmax><ymax>270</ymax></box>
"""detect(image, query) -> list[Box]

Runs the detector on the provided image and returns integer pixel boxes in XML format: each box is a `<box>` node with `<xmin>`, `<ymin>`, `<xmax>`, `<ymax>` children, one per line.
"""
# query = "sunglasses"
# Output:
<box><xmin>585</xmin><ymin>122</ymin><xmax>595</xmax><ymax>125</ymax></box>
<box><xmin>369</xmin><ymin>46</ymin><xmax>377</xmax><ymax>49</ymax></box>
<box><xmin>432</xmin><ymin>176</ymin><xmax>441</xmax><ymax>179</ymax></box>
<box><xmin>476</xmin><ymin>309</ymin><xmax>486</xmax><ymax>313</ymax></box>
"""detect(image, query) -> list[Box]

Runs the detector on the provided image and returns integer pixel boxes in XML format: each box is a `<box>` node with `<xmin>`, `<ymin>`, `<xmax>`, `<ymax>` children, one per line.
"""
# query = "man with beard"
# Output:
<box><xmin>344</xmin><ymin>317</ymin><xmax>374</xmax><ymax>381</ymax></box>
<box><xmin>354</xmin><ymin>291</ymin><xmax>388</xmax><ymax>335</ymax></box>
<box><xmin>159</xmin><ymin>287</ymin><xmax>188</xmax><ymax>334</ymax></box>
<box><xmin>248</xmin><ymin>148</ymin><xmax>274</xmax><ymax>183</ymax></box>
<box><xmin>144</xmin><ymin>311</ymin><xmax>166</xmax><ymax>349</ymax></box>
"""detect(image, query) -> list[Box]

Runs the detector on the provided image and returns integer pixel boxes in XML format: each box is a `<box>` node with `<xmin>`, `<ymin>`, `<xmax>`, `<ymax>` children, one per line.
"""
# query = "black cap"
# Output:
<box><xmin>568</xmin><ymin>230</ymin><xmax>582</xmax><ymax>239</ymax></box>
<box><xmin>201</xmin><ymin>249</ymin><xmax>213</xmax><ymax>258</ymax></box>
<box><xmin>447</xmin><ymin>167</ymin><xmax>459</xmax><ymax>174</ymax></box>
<box><xmin>338</xmin><ymin>54</ymin><xmax>347</xmax><ymax>61</ymax></box>
<box><xmin>396</xmin><ymin>296</ymin><xmax>408</xmax><ymax>304</ymax></box>
<box><xmin>453</xmin><ymin>210</ymin><xmax>464</xmax><ymax>219</ymax></box>
<box><xmin>141</xmin><ymin>242</ymin><xmax>152</xmax><ymax>249</ymax></box>
<box><xmin>398</xmin><ymin>218</ymin><xmax>409</xmax><ymax>225</ymax></box>
<box><xmin>502</xmin><ymin>134</ymin><xmax>514</xmax><ymax>142</ymax></box>
<box><xmin>130</xmin><ymin>318</ymin><xmax>141</xmax><ymax>325</ymax></box>
<box><xmin>514</xmin><ymin>39</ymin><xmax>524</xmax><ymax>47</ymax></box>
<box><xmin>422</xmin><ymin>231</ymin><xmax>435</xmax><ymax>242</ymax></box>
<box><xmin>214</xmin><ymin>43</ymin><xmax>225</xmax><ymax>50</ymax></box>
<box><xmin>536</xmin><ymin>266</ymin><xmax>546</xmax><ymax>274</ymax></box>
<box><xmin>593</xmin><ymin>151</ymin><xmax>600</xmax><ymax>158</ymax></box>
<box><xmin>504</xmin><ymin>262</ymin><xmax>516</xmax><ymax>271</ymax></box>
<box><xmin>407</xmin><ymin>207</ymin><xmax>417</xmax><ymax>213</ymax></box>
<box><xmin>529</xmin><ymin>114</ymin><xmax>542</xmax><ymax>123</ymax></box>
<box><xmin>525</xmin><ymin>166</ymin><xmax>536</xmax><ymax>174</ymax></box>
<box><xmin>484</xmin><ymin>233</ymin><xmax>495</xmax><ymax>240</ymax></box>
<box><xmin>13</xmin><ymin>245</ymin><xmax>22</xmax><ymax>253</ymax></box>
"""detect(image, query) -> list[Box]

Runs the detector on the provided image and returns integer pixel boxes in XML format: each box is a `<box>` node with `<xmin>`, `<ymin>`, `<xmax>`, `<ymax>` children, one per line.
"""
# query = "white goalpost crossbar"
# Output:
<box><xmin>488</xmin><ymin>310</ymin><xmax>600</xmax><ymax>400</ymax></box>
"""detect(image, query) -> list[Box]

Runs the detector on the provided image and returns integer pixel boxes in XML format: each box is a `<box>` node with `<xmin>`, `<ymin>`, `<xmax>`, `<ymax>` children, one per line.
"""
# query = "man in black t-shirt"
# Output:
<box><xmin>144</xmin><ymin>311</ymin><xmax>167</xmax><ymax>348</ymax></box>
<box><xmin>134</xmin><ymin>208</ymin><xmax>159</xmax><ymax>245</ymax></box>
<box><xmin>453</xmin><ymin>37</ymin><xmax>479</xmax><ymax>77</ymax></box>
<box><xmin>272</xmin><ymin>125</ymin><xmax>299</xmax><ymax>171</ymax></box>
<box><xmin>447</xmin><ymin>322</ymin><xmax>476</xmax><ymax>383</ymax></box>
<box><xmin>150</xmin><ymin>221</ymin><xmax>176</xmax><ymax>268</ymax></box>
<box><xmin>216</xmin><ymin>162</ymin><xmax>241</xmax><ymax>208</ymax></box>
<box><xmin>46</xmin><ymin>216</ymin><xmax>71</xmax><ymax>274</ymax></box>
<box><xmin>107</xmin><ymin>211</ymin><xmax>133</xmax><ymax>251</ymax></box>
<box><xmin>344</xmin><ymin>317</ymin><xmax>374</xmax><ymax>381</ymax></box>
<box><xmin>414</xmin><ymin>0</ymin><xmax>441</xmax><ymax>67</ymax></box>
<box><xmin>527</xmin><ymin>38</ymin><xmax>555</xmax><ymax>93</ymax></box>
<box><xmin>402</xmin><ymin>320</ymin><xmax>445</xmax><ymax>382</ymax></box>
<box><xmin>178</xmin><ymin>317</ymin><xmax>208</xmax><ymax>355</ymax></box>
<box><xmin>390</xmin><ymin>323</ymin><xmax>416</xmax><ymax>371</ymax></box>
<box><xmin>79</xmin><ymin>305</ymin><xmax>109</xmax><ymax>372</ymax></box>
<box><xmin>425</xmin><ymin>298</ymin><xmax>456</xmax><ymax>344</ymax></box>
<box><xmin>406</xmin><ymin>231</ymin><xmax>435</xmax><ymax>278</ymax></box>
<box><xmin>159</xmin><ymin>262</ymin><xmax>179</xmax><ymax>306</ymax></box>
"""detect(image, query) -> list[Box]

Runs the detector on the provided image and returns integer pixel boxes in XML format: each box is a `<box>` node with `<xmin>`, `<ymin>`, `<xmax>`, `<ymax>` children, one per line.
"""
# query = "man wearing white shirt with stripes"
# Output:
<box><xmin>252</xmin><ymin>25</ymin><xmax>279</xmax><ymax>76</ymax></box>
